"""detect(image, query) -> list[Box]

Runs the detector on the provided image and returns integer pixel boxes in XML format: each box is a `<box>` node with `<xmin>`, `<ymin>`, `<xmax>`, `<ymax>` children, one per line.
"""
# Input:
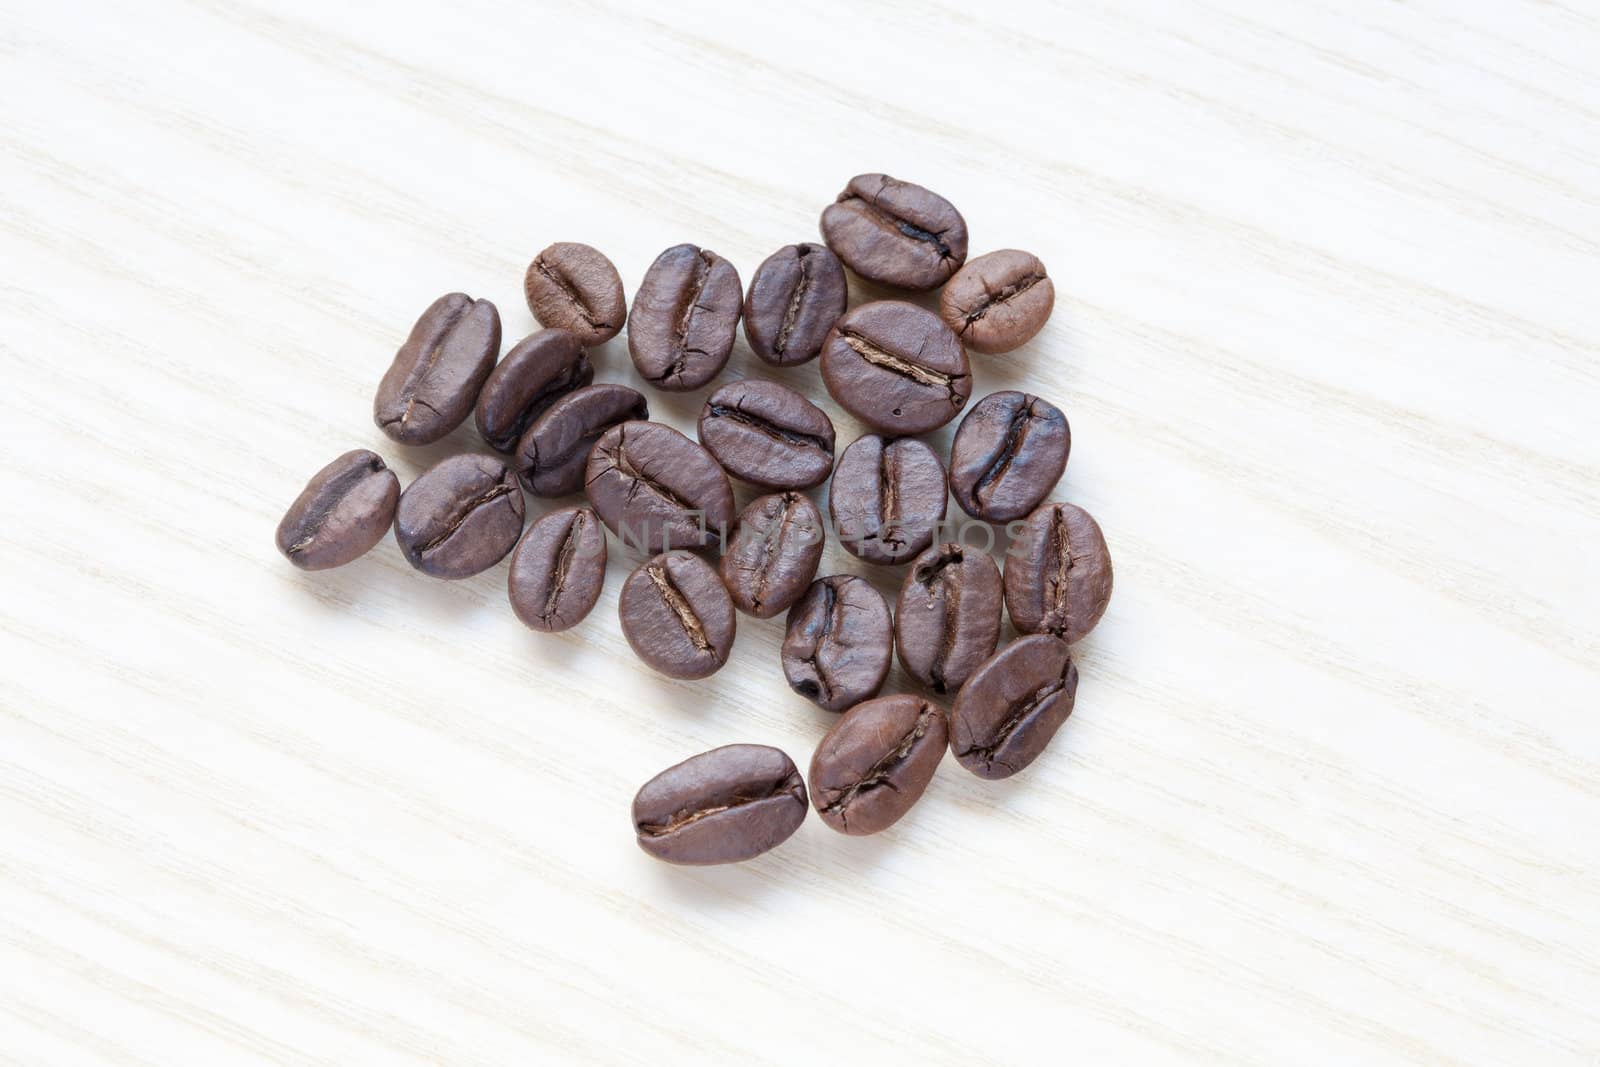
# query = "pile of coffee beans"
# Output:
<box><xmin>276</xmin><ymin>173</ymin><xmax>1114</xmax><ymax>865</ymax></box>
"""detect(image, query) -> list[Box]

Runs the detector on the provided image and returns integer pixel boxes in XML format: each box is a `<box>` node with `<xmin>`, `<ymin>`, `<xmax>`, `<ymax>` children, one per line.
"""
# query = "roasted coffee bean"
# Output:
<box><xmin>585</xmin><ymin>421</ymin><xmax>734</xmax><ymax>553</ymax></box>
<box><xmin>393</xmin><ymin>453</ymin><xmax>525</xmax><ymax>579</ymax></box>
<box><xmin>949</xmin><ymin>635</ymin><xmax>1077</xmax><ymax>779</ymax></box>
<box><xmin>618</xmin><ymin>551</ymin><xmax>736</xmax><ymax>679</ymax></box>
<box><xmin>515</xmin><ymin>384</ymin><xmax>648</xmax><ymax>497</ymax></box>
<box><xmin>938</xmin><ymin>250</ymin><xmax>1055</xmax><ymax>355</ymax></box>
<box><xmin>782</xmin><ymin>575</ymin><xmax>893</xmax><ymax>713</ymax></box>
<box><xmin>474</xmin><ymin>329</ymin><xmax>593</xmax><ymax>453</ymax></box>
<box><xmin>507</xmin><ymin>506</ymin><xmax>607</xmax><ymax>632</ymax></box>
<box><xmin>819</xmin><ymin>173</ymin><xmax>968</xmax><ymax>291</ymax></box>
<box><xmin>742</xmin><ymin>242</ymin><xmax>847</xmax><ymax>366</ymax></box>
<box><xmin>697</xmin><ymin>379</ymin><xmax>835</xmax><ymax>490</ymax></box>
<box><xmin>895</xmin><ymin>543</ymin><xmax>1003</xmax><ymax>694</ymax></box>
<box><xmin>374</xmin><ymin>293</ymin><xmax>501</xmax><ymax>445</ymax></box>
<box><xmin>275</xmin><ymin>450</ymin><xmax>400</xmax><ymax>570</ymax></box>
<box><xmin>809</xmin><ymin>694</ymin><xmax>947</xmax><ymax>835</ymax></box>
<box><xmin>523</xmin><ymin>242</ymin><xmax>627</xmax><ymax>347</ymax></box>
<box><xmin>1003</xmin><ymin>501</ymin><xmax>1113</xmax><ymax>643</ymax></box>
<box><xmin>948</xmin><ymin>391</ymin><xmax>1070</xmax><ymax>522</ymax></box>
<box><xmin>829</xmin><ymin>434</ymin><xmax>948</xmax><ymax>565</ymax></box>
<box><xmin>719</xmin><ymin>493</ymin><xmax>825</xmax><ymax>619</ymax></box>
<box><xmin>821</xmin><ymin>301</ymin><xmax>972</xmax><ymax>435</ymax></box>
<box><xmin>632</xmin><ymin>744</ymin><xmax>807</xmax><ymax>865</ymax></box>
<box><xmin>628</xmin><ymin>244</ymin><xmax>742</xmax><ymax>391</ymax></box>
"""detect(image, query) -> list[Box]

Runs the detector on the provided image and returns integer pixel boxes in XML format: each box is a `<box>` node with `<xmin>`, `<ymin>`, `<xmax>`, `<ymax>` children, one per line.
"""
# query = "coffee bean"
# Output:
<box><xmin>781</xmin><ymin>576</ymin><xmax>893</xmax><ymax>713</ymax></box>
<box><xmin>949</xmin><ymin>635</ymin><xmax>1077</xmax><ymax>779</ymax></box>
<box><xmin>632</xmin><ymin>744</ymin><xmax>807</xmax><ymax>865</ymax></box>
<box><xmin>507</xmin><ymin>506</ymin><xmax>607</xmax><ymax>632</ymax></box>
<box><xmin>585</xmin><ymin>421</ymin><xmax>734</xmax><ymax>553</ymax></box>
<box><xmin>829</xmin><ymin>434</ymin><xmax>948</xmax><ymax>565</ymax></box>
<box><xmin>819</xmin><ymin>173</ymin><xmax>968</xmax><ymax>291</ymax></box>
<box><xmin>809</xmin><ymin>694</ymin><xmax>947</xmax><ymax>835</ymax></box>
<box><xmin>719</xmin><ymin>493</ymin><xmax>825</xmax><ymax>619</ymax></box>
<box><xmin>619</xmin><ymin>550</ymin><xmax>736</xmax><ymax>679</ymax></box>
<box><xmin>474</xmin><ymin>329</ymin><xmax>593</xmax><ymax>453</ymax></box>
<box><xmin>895</xmin><ymin>543</ymin><xmax>1003</xmax><ymax>694</ymax></box>
<box><xmin>514</xmin><ymin>384</ymin><xmax>648</xmax><ymax>497</ymax></box>
<box><xmin>1003</xmin><ymin>502</ymin><xmax>1112</xmax><ymax>643</ymax></box>
<box><xmin>628</xmin><ymin>244</ymin><xmax>742</xmax><ymax>392</ymax></box>
<box><xmin>697</xmin><ymin>379</ymin><xmax>835</xmax><ymax>491</ymax></box>
<box><xmin>523</xmin><ymin>242</ymin><xmax>627</xmax><ymax>347</ymax></box>
<box><xmin>374</xmin><ymin>293</ymin><xmax>501</xmax><ymax>445</ymax></box>
<box><xmin>948</xmin><ymin>391</ymin><xmax>1070</xmax><ymax>522</ymax></box>
<box><xmin>393</xmin><ymin>453</ymin><xmax>525</xmax><ymax>579</ymax></box>
<box><xmin>821</xmin><ymin>301</ymin><xmax>972</xmax><ymax>435</ymax></box>
<box><xmin>275</xmin><ymin>450</ymin><xmax>400</xmax><ymax>570</ymax></box>
<box><xmin>938</xmin><ymin>250</ymin><xmax>1055</xmax><ymax>355</ymax></box>
<box><xmin>742</xmin><ymin>242</ymin><xmax>847</xmax><ymax>366</ymax></box>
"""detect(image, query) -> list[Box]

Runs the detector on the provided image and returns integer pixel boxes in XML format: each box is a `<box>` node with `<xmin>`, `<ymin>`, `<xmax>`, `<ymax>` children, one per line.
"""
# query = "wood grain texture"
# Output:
<box><xmin>3</xmin><ymin>0</ymin><xmax>1598</xmax><ymax>1063</ymax></box>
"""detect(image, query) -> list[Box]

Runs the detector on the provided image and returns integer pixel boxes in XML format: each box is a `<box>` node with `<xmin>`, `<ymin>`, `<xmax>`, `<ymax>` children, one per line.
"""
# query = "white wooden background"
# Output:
<box><xmin>3</xmin><ymin>1</ymin><xmax>1598</xmax><ymax>1063</ymax></box>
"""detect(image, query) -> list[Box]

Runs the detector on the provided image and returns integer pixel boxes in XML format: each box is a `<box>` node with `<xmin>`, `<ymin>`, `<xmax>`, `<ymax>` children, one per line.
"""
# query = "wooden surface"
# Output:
<box><xmin>3</xmin><ymin>1</ymin><xmax>1598</xmax><ymax>1063</ymax></box>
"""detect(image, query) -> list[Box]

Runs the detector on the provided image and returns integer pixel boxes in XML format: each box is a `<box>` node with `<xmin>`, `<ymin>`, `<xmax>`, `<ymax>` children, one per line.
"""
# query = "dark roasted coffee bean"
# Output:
<box><xmin>523</xmin><ymin>242</ymin><xmax>627</xmax><ymax>347</ymax></box>
<box><xmin>585</xmin><ymin>421</ymin><xmax>734</xmax><ymax>553</ymax></box>
<box><xmin>514</xmin><ymin>384</ymin><xmax>648</xmax><ymax>497</ymax></box>
<box><xmin>697</xmin><ymin>379</ymin><xmax>835</xmax><ymax>491</ymax></box>
<box><xmin>1003</xmin><ymin>501</ymin><xmax>1113</xmax><ymax>643</ymax></box>
<box><xmin>829</xmin><ymin>434</ymin><xmax>948</xmax><ymax>565</ymax></box>
<box><xmin>819</xmin><ymin>173</ymin><xmax>968</xmax><ymax>291</ymax></box>
<box><xmin>393</xmin><ymin>453</ymin><xmax>525</xmax><ymax>579</ymax></box>
<box><xmin>474</xmin><ymin>329</ymin><xmax>593</xmax><ymax>453</ymax></box>
<box><xmin>782</xmin><ymin>576</ymin><xmax>893</xmax><ymax>713</ymax></box>
<box><xmin>507</xmin><ymin>506</ymin><xmax>607</xmax><ymax>632</ymax></box>
<box><xmin>743</xmin><ymin>242</ymin><xmax>847</xmax><ymax>366</ymax></box>
<box><xmin>374</xmin><ymin>293</ymin><xmax>501</xmax><ymax>445</ymax></box>
<box><xmin>275</xmin><ymin>450</ymin><xmax>400</xmax><ymax>570</ymax></box>
<box><xmin>628</xmin><ymin>244</ymin><xmax>742</xmax><ymax>392</ymax></box>
<box><xmin>719</xmin><ymin>493</ymin><xmax>825</xmax><ymax>619</ymax></box>
<box><xmin>809</xmin><ymin>694</ymin><xmax>947</xmax><ymax>835</ymax></box>
<box><xmin>618</xmin><ymin>551</ymin><xmax>736</xmax><ymax>679</ymax></box>
<box><xmin>948</xmin><ymin>391</ymin><xmax>1070</xmax><ymax>522</ymax></box>
<box><xmin>895</xmin><ymin>543</ymin><xmax>1003</xmax><ymax>694</ymax></box>
<box><xmin>949</xmin><ymin>635</ymin><xmax>1077</xmax><ymax>779</ymax></box>
<box><xmin>939</xmin><ymin>250</ymin><xmax>1055</xmax><ymax>355</ymax></box>
<box><xmin>632</xmin><ymin>744</ymin><xmax>807</xmax><ymax>865</ymax></box>
<box><xmin>821</xmin><ymin>301</ymin><xmax>971</xmax><ymax>435</ymax></box>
